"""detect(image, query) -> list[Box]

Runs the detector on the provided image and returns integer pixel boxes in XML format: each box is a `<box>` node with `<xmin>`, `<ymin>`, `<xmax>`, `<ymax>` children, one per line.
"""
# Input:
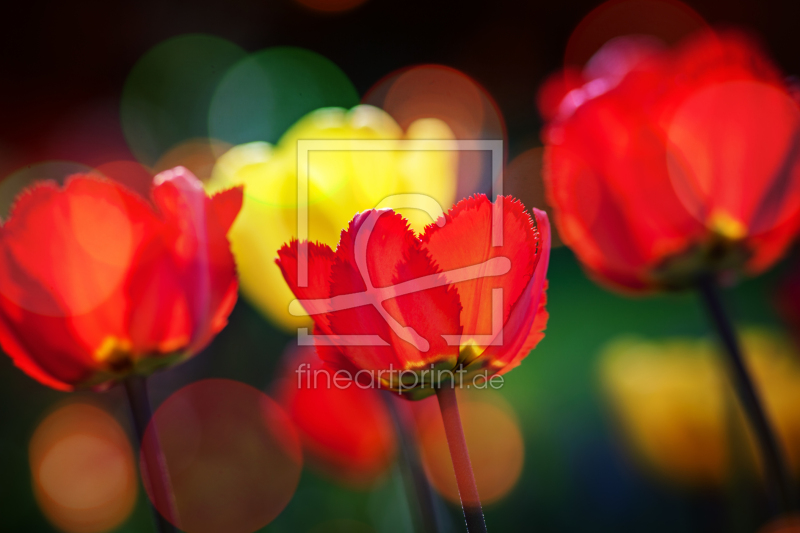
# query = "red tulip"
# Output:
<box><xmin>277</xmin><ymin>194</ymin><xmax>550</xmax><ymax>399</ymax></box>
<box><xmin>0</xmin><ymin>167</ymin><xmax>242</xmax><ymax>390</ymax></box>
<box><xmin>541</xmin><ymin>30</ymin><xmax>800</xmax><ymax>291</ymax></box>
<box><xmin>275</xmin><ymin>346</ymin><xmax>397</xmax><ymax>487</ymax></box>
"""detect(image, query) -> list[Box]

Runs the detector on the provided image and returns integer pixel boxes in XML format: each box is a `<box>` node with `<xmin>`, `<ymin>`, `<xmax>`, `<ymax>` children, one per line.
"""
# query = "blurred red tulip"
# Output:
<box><xmin>277</xmin><ymin>194</ymin><xmax>550</xmax><ymax>399</ymax></box>
<box><xmin>0</xmin><ymin>167</ymin><xmax>242</xmax><ymax>390</ymax></box>
<box><xmin>541</xmin><ymin>30</ymin><xmax>800</xmax><ymax>291</ymax></box>
<box><xmin>276</xmin><ymin>347</ymin><xmax>397</xmax><ymax>487</ymax></box>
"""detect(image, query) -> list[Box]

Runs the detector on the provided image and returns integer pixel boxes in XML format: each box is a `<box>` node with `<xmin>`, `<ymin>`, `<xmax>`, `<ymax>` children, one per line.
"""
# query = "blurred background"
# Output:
<box><xmin>3</xmin><ymin>0</ymin><xmax>800</xmax><ymax>532</ymax></box>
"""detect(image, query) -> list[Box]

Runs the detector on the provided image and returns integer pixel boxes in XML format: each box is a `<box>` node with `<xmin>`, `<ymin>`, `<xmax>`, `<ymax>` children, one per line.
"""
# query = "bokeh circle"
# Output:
<box><xmin>208</xmin><ymin>47</ymin><xmax>359</xmax><ymax>146</ymax></box>
<box><xmin>142</xmin><ymin>379</ymin><xmax>303</xmax><ymax>533</ymax></box>
<box><xmin>29</xmin><ymin>402</ymin><xmax>137</xmax><ymax>533</ymax></box>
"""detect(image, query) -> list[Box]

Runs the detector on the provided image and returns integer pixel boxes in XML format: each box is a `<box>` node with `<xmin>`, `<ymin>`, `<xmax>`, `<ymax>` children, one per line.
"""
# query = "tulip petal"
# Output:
<box><xmin>147</xmin><ymin>167</ymin><xmax>240</xmax><ymax>353</ymax></box>
<box><xmin>480</xmin><ymin>209</ymin><xmax>551</xmax><ymax>373</ymax></box>
<box><xmin>543</xmin><ymin>30</ymin><xmax>800</xmax><ymax>289</ymax></box>
<box><xmin>0</xmin><ymin>170</ymin><xmax>241</xmax><ymax>390</ymax></box>
<box><xmin>312</xmin><ymin>326</ymin><xmax>366</xmax><ymax>379</ymax></box>
<box><xmin>0</xmin><ymin>312</ymin><xmax>74</xmax><ymax>390</ymax></box>
<box><xmin>276</xmin><ymin>240</ymin><xmax>337</xmax><ymax>333</ymax></box>
<box><xmin>324</xmin><ymin>210</ymin><xmax>461</xmax><ymax>373</ymax></box>
<box><xmin>125</xmin><ymin>240</ymin><xmax>193</xmax><ymax>354</ymax></box>
<box><xmin>0</xmin><ymin>177</ymin><xmax>159</xmax><ymax>386</ymax></box>
<box><xmin>544</xmin><ymin>68</ymin><xmax>708</xmax><ymax>289</ymax></box>
<box><xmin>0</xmin><ymin>244</ymin><xmax>91</xmax><ymax>389</ymax></box>
<box><xmin>210</xmin><ymin>187</ymin><xmax>245</xmax><ymax>234</ymax></box>
<box><xmin>420</xmin><ymin>195</ymin><xmax>540</xmax><ymax>350</ymax></box>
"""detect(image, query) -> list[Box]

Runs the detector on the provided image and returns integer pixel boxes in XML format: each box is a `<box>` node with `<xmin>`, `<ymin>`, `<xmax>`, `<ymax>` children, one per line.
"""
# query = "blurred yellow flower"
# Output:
<box><xmin>599</xmin><ymin>328</ymin><xmax>800</xmax><ymax>487</ymax></box>
<box><xmin>204</xmin><ymin>105</ymin><xmax>458</xmax><ymax>330</ymax></box>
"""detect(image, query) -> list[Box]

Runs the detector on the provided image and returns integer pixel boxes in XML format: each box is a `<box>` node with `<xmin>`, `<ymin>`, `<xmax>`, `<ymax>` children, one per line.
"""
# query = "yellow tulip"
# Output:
<box><xmin>599</xmin><ymin>329</ymin><xmax>800</xmax><ymax>487</ymax></box>
<box><xmin>205</xmin><ymin>105</ymin><xmax>458</xmax><ymax>331</ymax></box>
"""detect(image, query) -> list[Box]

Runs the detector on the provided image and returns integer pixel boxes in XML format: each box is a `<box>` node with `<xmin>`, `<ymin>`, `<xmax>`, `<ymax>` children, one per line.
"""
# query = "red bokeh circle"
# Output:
<box><xmin>141</xmin><ymin>379</ymin><xmax>302</xmax><ymax>533</ymax></box>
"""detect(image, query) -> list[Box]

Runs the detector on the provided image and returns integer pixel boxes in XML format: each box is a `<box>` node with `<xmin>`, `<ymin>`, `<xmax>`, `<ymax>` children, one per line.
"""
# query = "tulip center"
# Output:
<box><xmin>94</xmin><ymin>337</ymin><xmax>135</xmax><ymax>373</ymax></box>
<box><xmin>459</xmin><ymin>341</ymin><xmax>486</xmax><ymax>367</ymax></box>
<box><xmin>652</xmin><ymin>209</ymin><xmax>752</xmax><ymax>289</ymax></box>
<box><xmin>708</xmin><ymin>210</ymin><xmax>746</xmax><ymax>241</ymax></box>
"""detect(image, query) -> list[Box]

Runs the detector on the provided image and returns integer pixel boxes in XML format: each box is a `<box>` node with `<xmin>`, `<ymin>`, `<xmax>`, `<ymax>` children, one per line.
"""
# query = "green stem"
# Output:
<box><xmin>435</xmin><ymin>384</ymin><xmax>487</xmax><ymax>533</ymax></box>
<box><xmin>383</xmin><ymin>393</ymin><xmax>441</xmax><ymax>533</ymax></box>
<box><xmin>124</xmin><ymin>376</ymin><xmax>179</xmax><ymax>533</ymax></box>
<box><xmin>697</xmin><ymin>276</ymin><xmax>795</xmax><ymax>515</ymax></box>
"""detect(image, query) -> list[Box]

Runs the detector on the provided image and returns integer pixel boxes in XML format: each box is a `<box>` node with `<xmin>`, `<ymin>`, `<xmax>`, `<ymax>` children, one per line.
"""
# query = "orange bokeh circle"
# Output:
<box><xmin>415</xmin><ymin>390</ymin><xmax>525</xmax><ymax>506</ymax></box>
<box><xmin>153</xmin><ymin>138</ymin><xmax>232</xmax><ymax>182</ymax></box>
<box><xmin>29</xmin><ymin>402</ymin><xmax>137</xmax><ymax>533</ymax></box>
<box><xmin>364</xmin><ymin>64</ymin><xmax>507</xmax><ymax>198</ymax></box>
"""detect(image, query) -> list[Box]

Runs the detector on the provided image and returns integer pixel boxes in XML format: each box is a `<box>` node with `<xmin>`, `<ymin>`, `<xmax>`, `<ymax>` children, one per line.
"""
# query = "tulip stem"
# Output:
<box><xmin>435</xmin><ymin>383</ymin><xmax>487</xmax><ymax>533</ymax></box>
<box><xmin>697</xmin><ymin>275</ymin><xmax>795</xmax><ymax>515</ymax></box>
<box><xmin>384</xmin><ymin>393</ymin><xmax>441</xmax><ymax>533</ymax></box>
<box><xmin>124</xmin><ymin>376</ymin><xmax>179</xmax><ymax>533</ymax></box>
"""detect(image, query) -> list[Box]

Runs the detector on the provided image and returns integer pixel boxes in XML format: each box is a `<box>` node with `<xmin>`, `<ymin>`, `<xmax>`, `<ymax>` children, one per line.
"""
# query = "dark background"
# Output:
<box><xmin>1</xmin><ymin>0</ymin><xmax>799</xmax><ymax>532</ymax></box>
<box><xmin>3</xmin><ymin>0</ymin><xmax>800</xmax><ymax>171</ymax></box>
